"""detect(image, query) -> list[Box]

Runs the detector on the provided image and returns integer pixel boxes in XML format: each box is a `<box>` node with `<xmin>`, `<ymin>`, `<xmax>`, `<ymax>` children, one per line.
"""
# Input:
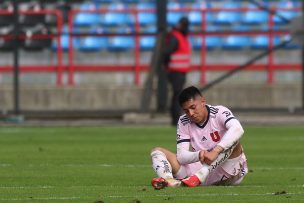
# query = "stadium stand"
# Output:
<box><xmin>0</xmin><ymin>25</ymin><xmax>14</xmax><ymax>51</ymax></box>
<box><xmin>79</xmin><ymin>27</ymin><xmax>108</xmax><ymax>52</ymax></box>
<box><xmin>137</xmin><ymin>2</ymin><xmax>156</xmax><ymax>26</ymax></box>
<box><xmin>22</xmin><ymin>24</ymin><xmax>52</xmax><ymax>51</ymax></box>
<box><xmin>272</xmin><ymin>0</ymin><xmax>301</xmax><ymax>25</ymax></box>
<box><xmin>0</xmin><ymin>1</ymin><xmax>13</xmax><ymax>27</ymax></box>
<box><xmin>19</xmin><ymin>1</ymin><xmax>46</xmax><ymax>26</ymax></box>
<box><xmin>250</xmin><ymin>35</ymin><xmax>281</xmax><ymax>49</ymax></box>
<box><xmin>222</xmin><ymin>35</ymin><xmax>251</xmax><ymax>50</ymax></box>
<box><xmin>0</xmin><ymin>0</ymin><xmax>301</xmax><ymax>86</ymax></box>
<box><xmin>190</xmin><ymin>36</ymin><xmax>223</xmax><ymax>50</ymax></box>
<box><xmin>212</xmin><ymin>1</ymin><xmax>241</xmax><ymax>25</ymax></box>
<box><xmin>73</xmin><ymin>2</ymin><xmax>100</xmax><ymax>27</ymax></box>
<box><xmin>51</xmin><ymin>26</ymin><xmax>80</xmax><ymax>51</ymax></box>
<box><xmin>102</xmin><ymin>2</ymin><xmax>134</xmax><ymax>26</ymax></box>
<box><xmin>188</xmin><ymin>1</ymin><xmax>212</xmax><ymax>25</ymax></box>
<box><xmin>241</xmin><ymin>6</ymin><xmax>269</xmax><ymax>26</ymax></box>
<box><xmin>107</xmin><ymin>26</ymin><xmax>135</xmax><ymax>51</ymax></box>
<box><xmin>167</xmin><ymin>1</ymin><xmax>185</xmax><ymax>25</ymax></box>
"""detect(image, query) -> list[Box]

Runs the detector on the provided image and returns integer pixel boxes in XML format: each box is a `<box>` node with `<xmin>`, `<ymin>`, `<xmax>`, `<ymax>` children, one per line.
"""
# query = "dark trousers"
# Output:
<box><xmin>168</xmin><ymin>71</ymin><xmax>186</xmax><ymax>126</ymax></box>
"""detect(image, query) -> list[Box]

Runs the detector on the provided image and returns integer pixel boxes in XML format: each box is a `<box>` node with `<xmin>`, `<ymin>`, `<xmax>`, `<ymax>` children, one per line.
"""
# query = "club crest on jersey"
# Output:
<box><xmin>210</xmin><ymin>131</ymin><xmax>221</xmax><ymax>142</ymax></box>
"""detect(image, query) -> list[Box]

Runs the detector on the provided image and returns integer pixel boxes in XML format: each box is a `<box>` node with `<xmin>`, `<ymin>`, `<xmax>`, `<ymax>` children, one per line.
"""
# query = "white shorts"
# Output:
<box><xmin>174</xmin><ymin>153</ymin><xmax>248</xmax><ymax>186</ymax></box>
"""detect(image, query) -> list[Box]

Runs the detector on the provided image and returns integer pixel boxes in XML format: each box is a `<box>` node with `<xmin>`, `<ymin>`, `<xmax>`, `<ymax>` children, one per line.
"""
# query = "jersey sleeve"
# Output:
<box><xmin>176</xmin><ymin>116</ymin><xmax>200</xmax><ymax>165</ymax></box>
<box><xmin>217</xmin><ymin>105</ymin><xmax>237</xmax><ymax>128</ymax></box>
<box><xmin>216</xmin><ymin>106</ymin><xmax>244</xmax><ymax>150</ymax></box>
<box><xmin>176</xmin><ymin>117</ymin><xmax>191</xmax><ymax>145</ymax></box>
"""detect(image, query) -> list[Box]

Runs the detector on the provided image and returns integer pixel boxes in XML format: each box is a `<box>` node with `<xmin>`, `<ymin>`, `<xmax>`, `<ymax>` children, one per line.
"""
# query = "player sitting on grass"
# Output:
<box><xmin>151</xmin><ymin>86</ymin><xmax>248</xmax><ymax>189</ymax></box>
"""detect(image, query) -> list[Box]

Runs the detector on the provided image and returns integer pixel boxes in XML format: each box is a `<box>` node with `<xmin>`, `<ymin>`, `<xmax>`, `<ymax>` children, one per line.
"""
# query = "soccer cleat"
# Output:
<box><xmin>151</xmin><ymin>177</ymin><xmax>168</xmax><ymax>190</ymax></box>
<box><xmin>151</xmin><ymin>177</ymin><xmax>181</xmax><ymax>190</ymax></box>
<box><xmin>181</xmin><ymin>175</ymin><xmax>201</xmax><ymax>187</ymax></box>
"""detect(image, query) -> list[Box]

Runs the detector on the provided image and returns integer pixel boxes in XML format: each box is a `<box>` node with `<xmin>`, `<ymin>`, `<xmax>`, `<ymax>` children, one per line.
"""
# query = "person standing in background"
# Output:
<box><xmin>163</xmin><ymin>16</ymin><xmax>191</xmax><ymax>126</ymax></box>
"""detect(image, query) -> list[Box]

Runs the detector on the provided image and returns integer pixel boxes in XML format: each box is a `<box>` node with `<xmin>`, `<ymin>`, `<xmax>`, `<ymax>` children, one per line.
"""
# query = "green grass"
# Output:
<box><xmin>0</xmin><ymin>126</ymin><xmax>303</xmax><ymax>202</ymax></box>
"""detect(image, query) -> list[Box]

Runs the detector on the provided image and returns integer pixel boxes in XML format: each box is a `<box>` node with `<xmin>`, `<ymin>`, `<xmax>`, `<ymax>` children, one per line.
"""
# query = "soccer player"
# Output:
<box><xmin>151</xmin><ymin>86</ymin><xmax>248</xmax><ymax>189</ymax></box>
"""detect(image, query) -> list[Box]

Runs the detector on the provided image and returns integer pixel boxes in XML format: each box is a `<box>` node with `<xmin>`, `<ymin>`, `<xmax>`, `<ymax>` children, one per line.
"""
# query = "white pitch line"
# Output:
<box><xmin>0</xmin><ymin>164</ymin><xmax>12</xmax><ymax>167</ymax></box>
<box><xmin>1</xmin><ymin>192</ymin><xmax>303</xmax><ymax>201</ymax></box>
<box><xmin>0</xmin><ymin>196</ymin><xmax>92</xmax><ymax>201</ymax></box>
<box><xmin>106</xmin><ymin>192</ymin><xmax>304</xmax><ymax>198</ymax></box>
<box><xmin>64</xmin><ymin>164</ymin><xmax>304</xmax><ymax>170</ymax></box>
<box><xmin>0</xmin><ymin>186</ymin><xmax>54</xmax><ymax>189</ymax></box>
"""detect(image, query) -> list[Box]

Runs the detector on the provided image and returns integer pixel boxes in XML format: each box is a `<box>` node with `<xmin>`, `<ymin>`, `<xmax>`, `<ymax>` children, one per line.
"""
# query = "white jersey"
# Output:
<box><xmin>176</xmin><ymin>104</ymin><xmax>237</xmax><ymax>152</ymax></box>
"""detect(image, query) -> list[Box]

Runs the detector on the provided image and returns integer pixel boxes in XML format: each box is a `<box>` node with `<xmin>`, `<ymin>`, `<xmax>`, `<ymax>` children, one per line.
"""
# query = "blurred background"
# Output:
<box><xmin>0</xmin><ymin>0</ymin><xmax>303</xmax><ymax>123</ymax></box>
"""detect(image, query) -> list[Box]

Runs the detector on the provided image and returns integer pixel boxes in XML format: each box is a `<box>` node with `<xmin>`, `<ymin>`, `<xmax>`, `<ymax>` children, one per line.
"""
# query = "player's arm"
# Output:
<box><xmin>176</xmin><ymin>119</ymin><xmax>203</xmax><ymax>165</ymax></box>
<box><xmin>176</xmin><ymin>142</ymin><xmax>202</xmax><ymax>165</ymax></box>
<box><xmin>202</xmin><ymin>108</ymin><xmax>244</xmax><ymax>164</ymax></box>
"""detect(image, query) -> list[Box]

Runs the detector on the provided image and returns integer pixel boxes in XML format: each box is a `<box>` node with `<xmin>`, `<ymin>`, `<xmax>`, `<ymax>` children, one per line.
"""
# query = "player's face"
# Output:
<box><xmin>181</xmin><ymin>96</ymin><xmax>207</xmax><ymax>124</ymax></box>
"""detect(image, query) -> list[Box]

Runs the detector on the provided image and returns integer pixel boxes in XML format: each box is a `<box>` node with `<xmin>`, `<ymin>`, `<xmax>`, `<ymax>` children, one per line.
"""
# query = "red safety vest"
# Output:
<box><xmin>167</xmin><ymin>30</ymin><xmax>191</xmax><ymax>73</ymax></box>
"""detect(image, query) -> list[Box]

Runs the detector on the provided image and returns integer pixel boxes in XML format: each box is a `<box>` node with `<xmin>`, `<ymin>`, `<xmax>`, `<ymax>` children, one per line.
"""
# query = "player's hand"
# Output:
<box><xmin>198</xmin><ymin>150</ymin><xmax>205</xmax><ymax>163</ymax></box>
<box><xmin>203</xmin><ymin>146</ymin><xmax>224</xmax><ymax>165</ymax></box>
<box><xmin>203</xmin><ymin>150</ymin><xmax>219</xmax><ymax>165</ymax></box>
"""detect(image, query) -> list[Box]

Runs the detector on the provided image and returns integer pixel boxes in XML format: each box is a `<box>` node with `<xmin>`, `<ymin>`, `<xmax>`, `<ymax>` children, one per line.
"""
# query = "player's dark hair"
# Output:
<box><xmin>178</xmin><ymin>86</ymin><xmax>202</xmax><ymax>106</ymax></box>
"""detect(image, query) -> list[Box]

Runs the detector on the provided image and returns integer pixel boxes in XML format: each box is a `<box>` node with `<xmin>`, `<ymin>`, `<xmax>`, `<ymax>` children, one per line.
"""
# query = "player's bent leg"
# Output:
<box><xmin>182</xmin><ymin>144</ymin><xmax>237</xmax><ymax>187</ymax></box>
<box><xmin>150</xmin><ymin>147</ymin><xmax>182</xmax><ymax>189</ymax></box>
<box><xmin>204</xmin><ymin>153</ymin><xmax>248</xmax><ymax>186</ymax></box>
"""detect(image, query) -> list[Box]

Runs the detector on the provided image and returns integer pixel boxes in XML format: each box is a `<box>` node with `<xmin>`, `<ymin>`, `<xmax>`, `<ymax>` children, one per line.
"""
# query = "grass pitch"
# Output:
<box><xmin>0</xmin><ymin>126</ymin><xmax>303</xmax><ymax>202</ymax></box>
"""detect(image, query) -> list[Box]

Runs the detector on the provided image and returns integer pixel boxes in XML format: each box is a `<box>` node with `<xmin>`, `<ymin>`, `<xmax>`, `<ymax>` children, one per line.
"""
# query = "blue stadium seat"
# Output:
<box><xmin>250</xmin><ymin>35</ymin><xmax>281</xmax><ymax>49</ymax></box>
<box><xmin>188</xmin><ymin>12</ymin><xmax>213</xmax><ymax>26</ymax></box>
<box><xmin>102</xmin><ymin>13</ymin><xmax>134</xmax><ymax>26</ymax></box>
<box><xmin>188</xmin><ymin>1</ymin><xmax>212</xmax><ymax>25</ymax></box>
<box><xmin>74</xmin><ymin>3</ymin><xmax>100</xmax><ymax>27</ymax></box>
<box><xmin>167</xmin><ymin>2</ymin><xmax>185</xmax><ymax>25</ymax></box>
<box><xmin>107</xmin><ymin>26</ymin><xmax>135</xmax><ymax>51</ymax></box>
<box><xmin>213</xmin><ymin>2</ymin><xmax>241</xmax><ymax>25</ymax></box>
<box><xmin>273</xmin><ymin>11</ymin><xmax>300</xmax><ymax>25</ymax></box>
<box><xmin>101</xmin><ymin>2</ymin><xmax>134</xmax><ymax>26</ymax></box>
<box><xmin>93</xmin><ymin>0</ymin><xmax>111</xmax><ymax>3</ymax></box>
<box><xmin>241</xmin><ymin>4</ymin><xmax>269</xmax><ymax>26</ymax></box>
<box><xmin>52</xmin><ymin>35</ymin><xmax>80</xmax><ymax>52</ymax></box>
<box><xmin>190</xmin><ymin>36</ymin><xmax>202</xmax><ymax>50</ymax></box>
<box><xmin>206</xmin><ymin>36</ymin><xmax>223</xmax><ymax>49</ymax></box>
<box><xmin>123</xmin><ymin>0</ymin><xmax>140</xmax><ymax>3</ymax></box>
<box><xmin>167</xmin><ymin>12</ymin><xmax>185</xmax><ymax>26</ymax></box>
<box><xmin>273</xmin><ymin>0</ymin><xmax>300</xmax><ymax>24</ymax></box>
<box><xmin>280</xmin><ymin>34</ymin><xmax>300</xmax><ymax>49</ymax></box>
<box><xmin>137</xmin><ymin>2</ymin><xmax>156</xmax><ymax>25</ymax></box>
<box><xmin>143</xmin><ymin>26</ymin><xmax>156</xmax><ymax>33</ymax></box>
<box><xmin>231</xmin><ymin>25</ymin><xmax>251</xmax><ymax>32</ymax></box>
<box><xmin>190</xmin><ymin>36</ymin><xmax>223</xmax><ymax>50</ymax></box>
<box><xmin>107</xmin><ymin>37</ymin><xmax>134</xmax><ymax>51</ymax></box>
<box><xmin>140</xmin><ymin>36</ymin><xmax>156</xmax><ymax>51</ymax></box>
<box><xmin>222</xmin><ymin>35</ymin><xmax>251</xmax><ymax>50</ymax></box>
<box><xmin>79</xmin><ymin>28</ymin><xmax>108</xmax><ymax>52</ymax></box>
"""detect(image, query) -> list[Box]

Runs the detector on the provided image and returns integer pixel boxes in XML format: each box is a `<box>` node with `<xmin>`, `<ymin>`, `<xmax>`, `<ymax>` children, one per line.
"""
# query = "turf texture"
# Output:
<box><xmin>0</xmin><ymin>126</ymin><xmax>303</xmax><ymax>202</ymax></box>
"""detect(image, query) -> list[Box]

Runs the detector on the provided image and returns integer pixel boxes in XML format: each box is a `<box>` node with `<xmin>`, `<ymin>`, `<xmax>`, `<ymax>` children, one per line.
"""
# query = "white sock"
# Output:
<box><xmin>151</xmin><ymin>150</ymin><xmax>173</xmax><ymax>179</ymax></box>
<box><xmin>194</xmin><ymin>164</ymin><xmax>210</xmax><ymax>183</ymax></box>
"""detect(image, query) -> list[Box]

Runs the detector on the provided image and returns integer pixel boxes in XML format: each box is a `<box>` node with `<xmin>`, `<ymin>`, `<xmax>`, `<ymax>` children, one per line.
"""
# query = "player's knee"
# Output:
<box><xmin>151</xmin><ymin>147</ymin><xmax>165</xmax><ymax>154</ymax></box>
